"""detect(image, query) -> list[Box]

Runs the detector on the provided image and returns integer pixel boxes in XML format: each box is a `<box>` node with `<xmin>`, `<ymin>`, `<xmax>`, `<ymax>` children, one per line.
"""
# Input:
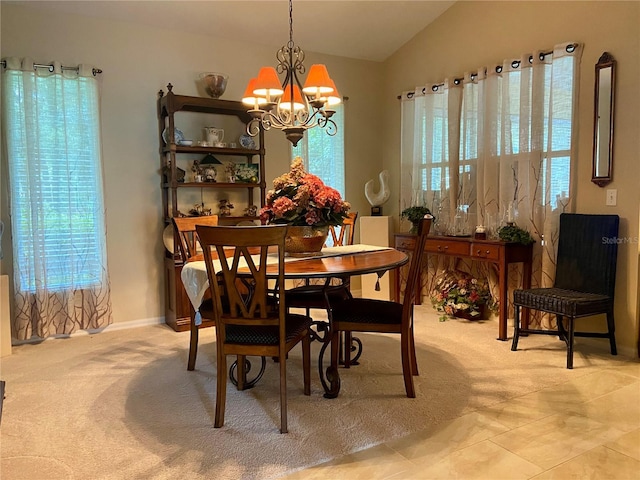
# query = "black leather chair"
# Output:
<box><xmin>511</xmin><ymin>213</ymin><xmax>619</xmax><ymax>369</ymax></box>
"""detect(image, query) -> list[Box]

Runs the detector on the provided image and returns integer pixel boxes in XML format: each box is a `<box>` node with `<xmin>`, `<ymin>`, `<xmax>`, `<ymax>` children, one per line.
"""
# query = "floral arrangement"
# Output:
<box><xmin>260</xmin><ymin>157</ymin><xmax>351</xmax><ymax>227</ymax></box>
<box><xmin>224</xmin><ymin>162</ymin><xmax>236</xmax><ymax>182</ymax></box>
<box><xmin>430</xmin><ymin>270</ymin><xmax>494</xmax><ymax>322</ymax></box>
<box><xmin>235</xmin><ymin>163</ymin><xmax>258</xmax><ymax>183</ymax></box>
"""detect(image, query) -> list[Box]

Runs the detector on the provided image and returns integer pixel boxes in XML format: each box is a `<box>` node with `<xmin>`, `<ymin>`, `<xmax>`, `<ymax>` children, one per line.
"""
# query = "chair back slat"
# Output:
<box><xmin>196</xmin><ymin>225</ymin><xmax>287</xmax><ymax>335</ymax></box>
<box><xmin>330</xmin><ymin>212</ymin><xmax>358</xmax><ymax>247</ymax></box>
<box><xmin>172</xmin><ymin>215</ymin><xmax>219</xmax><ymax>262</ymax></box>
<box><xmin>554</xmin><ymin>213</ymin><xmax>619</xmax><ymax>297</ymax></box>
<box><xmin>402</xmin><ymin>217</ymin><xmax>432</xmax><ymax>316</ymax></box>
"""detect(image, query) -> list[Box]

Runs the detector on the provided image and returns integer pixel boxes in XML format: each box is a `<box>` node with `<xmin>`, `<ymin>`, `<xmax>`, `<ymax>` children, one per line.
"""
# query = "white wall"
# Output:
<box><xmin>0</xmin><ymin>3</ymin><xmax>384</xmax><ymax>327</ymax></box>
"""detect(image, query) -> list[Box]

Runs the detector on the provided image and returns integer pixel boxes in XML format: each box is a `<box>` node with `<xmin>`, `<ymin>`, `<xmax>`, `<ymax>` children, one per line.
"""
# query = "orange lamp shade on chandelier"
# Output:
<box><xmin>241</xmin><ymin>0</ymin><xmax>341</xmax><ymax>146</ymax></box>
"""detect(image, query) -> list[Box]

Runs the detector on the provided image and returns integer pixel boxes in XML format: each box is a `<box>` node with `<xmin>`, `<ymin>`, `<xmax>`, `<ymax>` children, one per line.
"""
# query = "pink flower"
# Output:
<box><xmin>272</xmin><ymin>196</ymin><xmax>296</xmax><ymax>216</ymax></box>
<box><xmin>304</xmin><ymin>210</ymin><xmax>321</xmax><ymax>225</ymax></box>
<box><xmin>262</xmin><ymin>156</ymin><xmax>350</xmax><ymax>227</ymax></box>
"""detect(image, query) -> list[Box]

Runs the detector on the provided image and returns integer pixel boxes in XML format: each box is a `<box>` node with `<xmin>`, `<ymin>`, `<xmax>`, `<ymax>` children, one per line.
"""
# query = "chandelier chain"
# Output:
<box><xmin>288</xmin><ymin>0</ymin><xmax>294</xmax><ymax>48</ymax></box>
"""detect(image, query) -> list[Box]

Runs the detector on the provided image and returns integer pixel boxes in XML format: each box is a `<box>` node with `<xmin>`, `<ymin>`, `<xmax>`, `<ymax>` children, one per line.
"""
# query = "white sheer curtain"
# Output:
<box><xmin>2</xmin><ymin>57</ymin><xmax>112</xmax><ymax>340</ymax></box>
<box><xmin>292</xmin><ymin>103</ymin><xmax>346</xmax><ymax>198</ymax></box>
<box><xmin>401</xmin><ymin>43</ymin><xmax>582</xmax><ymax>325</ymax></box>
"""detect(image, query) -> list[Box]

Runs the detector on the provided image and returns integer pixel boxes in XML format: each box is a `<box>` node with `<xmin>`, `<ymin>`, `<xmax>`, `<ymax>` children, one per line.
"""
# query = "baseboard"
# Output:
<box><xmin>11</xmin><ymin>317</ymin><xmax>168</xmax><ymax>346</ymax></box>
<box><xmin>100</xmin><ymin>316</ymin><xmax>166</xmax><ymax>332</ymax></box>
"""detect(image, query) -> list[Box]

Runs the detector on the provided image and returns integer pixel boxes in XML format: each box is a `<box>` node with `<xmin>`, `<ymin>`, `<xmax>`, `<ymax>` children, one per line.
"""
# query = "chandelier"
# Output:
<box><xmin>242</xmin><ymin>0</ymin><xmax>341</xmax><ymax>146</ymax></box>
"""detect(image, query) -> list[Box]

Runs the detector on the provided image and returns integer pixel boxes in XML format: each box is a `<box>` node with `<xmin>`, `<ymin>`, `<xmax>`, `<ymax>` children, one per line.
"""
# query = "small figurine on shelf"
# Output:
<box><xmin>163</xmin><ymin>162</ymin><xmax>186</xmax><ymax>183</ymax></box>
<box><xmin>225</xmin><ymin>162</ymin><xmax>236</xmax><ymax>183</ymax></box>
<box><xmin>218</xmin><ymin>199</ymin><xmax>234</xmax><ymax>217</ymax></box>
<box><xmin>189</xmin><ymin>202</ymin><xmax>212</xmax><ymax>216</ymax></box>
<box><xmin>192</xmin><ymin>154</ymin><xmax>221</xmax><ymax>182</ymax></box>
<box><xmin>203</xmin><ymin>165</ymin><xmax>217</xmax><ymax>182</ymax></box>
<box><xmin>244</xmin><ymin>205</ymin><xmax>258</xmax><ymax>217</ymax></box>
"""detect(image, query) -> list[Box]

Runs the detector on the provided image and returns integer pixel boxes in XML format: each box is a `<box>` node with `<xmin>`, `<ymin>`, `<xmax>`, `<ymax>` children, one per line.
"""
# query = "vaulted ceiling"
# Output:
<box><xmin>5</xmin><ymin>1</ymin><xmax>455</xmax><ymax>62</ymax></box>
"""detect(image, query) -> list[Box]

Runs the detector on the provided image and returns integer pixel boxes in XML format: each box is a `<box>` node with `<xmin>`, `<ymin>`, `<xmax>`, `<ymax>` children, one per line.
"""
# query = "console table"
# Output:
<box><xmin>394</xmin><ymin>234</ymin><xmax>533</xmax><ymax>340</ymax></box>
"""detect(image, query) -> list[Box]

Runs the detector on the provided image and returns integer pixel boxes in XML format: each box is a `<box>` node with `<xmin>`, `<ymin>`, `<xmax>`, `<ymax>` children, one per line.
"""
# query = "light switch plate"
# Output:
<box><xmin>606</xmin><ymin>189</ymin><xmax>617</xmax><ymax>206</ymax></box>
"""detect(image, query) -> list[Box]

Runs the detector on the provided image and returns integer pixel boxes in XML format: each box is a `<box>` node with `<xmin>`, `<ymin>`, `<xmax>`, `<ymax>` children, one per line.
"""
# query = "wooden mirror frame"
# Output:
<box><xmin>592</xmin><ymin>52</ymin><xmax>616</xmax><ymax>187</ymax></box>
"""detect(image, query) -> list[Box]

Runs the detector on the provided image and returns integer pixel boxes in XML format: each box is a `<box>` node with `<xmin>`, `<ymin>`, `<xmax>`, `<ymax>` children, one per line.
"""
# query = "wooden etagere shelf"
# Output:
<box><xmin>157</xmin><ymin>83</ymin><xmax>267</xmax><ymax>331</ymax></box>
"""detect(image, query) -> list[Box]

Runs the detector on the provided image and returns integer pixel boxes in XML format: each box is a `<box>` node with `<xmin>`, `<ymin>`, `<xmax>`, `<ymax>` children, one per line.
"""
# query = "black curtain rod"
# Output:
<box><xmin>1</xmin><ymin>60</ymin><xmax>102</xmax><ymax>76</ymax></box>
<box><xmin>397</xmin><ymin>44</ymin><xmax>576</xmax><ymax>100</ymax></box>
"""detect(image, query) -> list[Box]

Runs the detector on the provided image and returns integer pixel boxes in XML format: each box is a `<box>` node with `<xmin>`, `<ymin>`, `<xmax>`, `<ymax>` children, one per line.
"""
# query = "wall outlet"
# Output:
<box><xmin>606</xmin><ymin>189</ymin><xmax>617</xmax><ymax>206</ymax></box>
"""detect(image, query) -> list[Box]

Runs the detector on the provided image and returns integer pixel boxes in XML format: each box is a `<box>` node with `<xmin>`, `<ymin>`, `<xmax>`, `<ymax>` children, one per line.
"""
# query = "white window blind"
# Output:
<box><xmin>291</xmin><ymin>104</ymin><xmax>345</xmax><ymax>197</ymax></box>
<box><xmin>4</xmin><ymin>66</ymin><xmax>107</xmax><ymax>292</ymax></box>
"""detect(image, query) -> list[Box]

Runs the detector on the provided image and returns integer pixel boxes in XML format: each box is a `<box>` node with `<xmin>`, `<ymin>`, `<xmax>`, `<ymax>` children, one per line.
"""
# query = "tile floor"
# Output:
<box><xmin>282</xmin><ymin>360</ymin><xmax>640</xmax><ymax>479</ymax></box>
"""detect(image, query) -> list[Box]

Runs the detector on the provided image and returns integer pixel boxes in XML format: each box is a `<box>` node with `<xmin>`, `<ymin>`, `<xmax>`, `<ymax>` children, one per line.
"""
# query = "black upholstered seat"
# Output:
<box><xmin>511</xmin><ymin>213</ymin><xmax>619</xmax><ymax>369</ymax></box>
<box><xmin>225</xmin><ymin>313</ymin><xmax>313</xmax><ymax>345</ymax></box>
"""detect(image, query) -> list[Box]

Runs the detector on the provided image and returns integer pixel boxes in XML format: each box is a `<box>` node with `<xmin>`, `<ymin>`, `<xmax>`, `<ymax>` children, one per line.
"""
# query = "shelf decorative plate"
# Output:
<box><xmin>162</xmin><ymin>127</ymin><xmax>185</xmax><ymax>145</ymax></box>
<box><xmin>239</xmin><ymin>133</ymin><xmax>256</xmax><ymax>149</ymax></box>
<box><xmin>162</xmin><ymin>224</ymin><xmax>174</xmax><ymax>253</ymax></box>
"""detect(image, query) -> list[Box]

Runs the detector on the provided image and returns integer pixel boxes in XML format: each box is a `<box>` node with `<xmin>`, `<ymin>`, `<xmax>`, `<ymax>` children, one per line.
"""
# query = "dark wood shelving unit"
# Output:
<box><xmin>158</xmin><ymin>83</ymin><xmax>266</xmax><ymax>331</ymax></box>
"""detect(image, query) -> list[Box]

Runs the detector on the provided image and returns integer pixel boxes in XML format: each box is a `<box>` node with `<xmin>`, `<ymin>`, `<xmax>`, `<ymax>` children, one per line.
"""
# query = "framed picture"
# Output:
<box><xmin>235</xmin><ymin>163</ymin><xmax>259</xmax><ymax>183</ymax></box>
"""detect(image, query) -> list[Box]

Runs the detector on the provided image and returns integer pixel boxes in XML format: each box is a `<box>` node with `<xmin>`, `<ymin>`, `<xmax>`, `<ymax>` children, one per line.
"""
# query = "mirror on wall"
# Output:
<box><xmin>592</xmin><ymin>52</ymin><xmax>616</xmax><ymax>187</ymax></box>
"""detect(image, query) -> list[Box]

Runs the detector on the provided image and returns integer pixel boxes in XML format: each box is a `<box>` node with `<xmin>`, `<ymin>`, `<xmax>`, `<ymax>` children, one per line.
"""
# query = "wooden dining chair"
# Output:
<box><xmin>285</xmin><ymin>212</ymin><xmax>358</xmax><ymax>356</ymax></box>
<box><xmin>171</xmin><ymin>215</ymin><xmax>219</xmax><ymax>371</ymax></box>
<box><xmin>171</xmin><ymin>215</ymin><xmax>219</xmax><ymax>263</ymax></box>
<box><xmin>286</xmin><ymin>212</ymin><xmax>358</xmax><ymax>307</ymax></box>
<box><xmin>329</xmin><ymin>211</ymin><xmax>358</xmax><ymax>247</ymax></box>
<box><xmin>329</xmin><ymin>217</ymin><xmax>432</xmax><ymax>397</ymax></box>
<box><xmin>196</xmin><ymin>224</ymin><xmax>312</xmax><ymax>433</ymax></box>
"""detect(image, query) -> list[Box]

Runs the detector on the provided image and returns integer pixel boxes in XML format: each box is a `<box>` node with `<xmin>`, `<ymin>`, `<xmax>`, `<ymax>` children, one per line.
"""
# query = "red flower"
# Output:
<box><xmin>261</xmin><ymin>157</ymin><xmax>350</xmax><ymax>227</ymax></box>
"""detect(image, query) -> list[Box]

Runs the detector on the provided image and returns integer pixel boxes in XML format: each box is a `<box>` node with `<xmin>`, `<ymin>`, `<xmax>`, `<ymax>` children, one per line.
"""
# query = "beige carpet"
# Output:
<box><xmin>0</xmin><ymin>307</ymin><xmax>631</xmax><ymax>480</ymax></box>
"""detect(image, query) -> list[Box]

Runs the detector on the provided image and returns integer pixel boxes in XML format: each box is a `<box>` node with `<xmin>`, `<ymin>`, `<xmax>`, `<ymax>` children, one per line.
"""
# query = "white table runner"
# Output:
<box><xmin>180</xmin><ymin>244</ymin><xmax>390</xmax><ymax>325</ymax></box>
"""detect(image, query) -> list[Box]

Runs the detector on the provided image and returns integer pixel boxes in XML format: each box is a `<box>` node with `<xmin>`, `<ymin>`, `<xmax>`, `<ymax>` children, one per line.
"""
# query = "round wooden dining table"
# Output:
<box><xmin>181</xmin><ymin>245</ymin><xmax>409</xmax><ymax>398</ymax></box>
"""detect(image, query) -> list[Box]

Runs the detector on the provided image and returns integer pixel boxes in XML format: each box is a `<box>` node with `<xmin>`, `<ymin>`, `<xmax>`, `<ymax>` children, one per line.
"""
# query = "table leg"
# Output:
<box><xmin>498</xmin><ymin>261</ymin><xmax>508</xmax><ymax>341</ymax></box>
<box><xmin>323</xmin><ymin>331</ymin><xmax>341</xmax><ymax>399</ymax></box>
<box><xmin>521</xmin><ymin>259</ymin><xmax>532</xmax><ymax>330</ymax></box>
<box><xmin>229</xmin><ymin>356</ymin><xmax>266</xmax><ymax>389</ymax></box>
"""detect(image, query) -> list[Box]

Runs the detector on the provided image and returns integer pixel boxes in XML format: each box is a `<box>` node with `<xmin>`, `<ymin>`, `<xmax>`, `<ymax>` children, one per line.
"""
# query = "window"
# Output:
<box><xmin>400</xmin><ymin>43</ymin><xmax>582</xmax><ymax>294</ymax></box>
<box><xmin>2</xmin><ymin>59</ymin><xmax>112</xmax><ymax>340</ymax></box>
<box><xmin>291</xmin><ymin>104</ymin><xmax>345</xmax><ymax>197</ymax></box>
<box><xmin>401</xmin><ymin>43</ymin><xmax>581</xmax><ymax>227</ymax></box>
<box><xmin>5</xmin><ymin>70</ymin><xmax>107</xmax><ymax>291</ymax></box>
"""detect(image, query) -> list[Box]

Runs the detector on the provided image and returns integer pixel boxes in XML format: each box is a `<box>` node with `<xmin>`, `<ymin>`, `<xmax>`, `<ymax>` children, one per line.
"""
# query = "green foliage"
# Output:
<box><xmin>400</xmin><ymin>206</ymin><xmax>432</xmax><ymax>224</ymax></box>
<box><xmin>498</xmin><ymin>224</ymin><xmax>534</xmax><ymax>245</ymax></box>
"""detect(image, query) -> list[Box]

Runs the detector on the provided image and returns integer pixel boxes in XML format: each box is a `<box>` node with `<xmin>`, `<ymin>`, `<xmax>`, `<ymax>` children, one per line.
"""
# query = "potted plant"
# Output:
<box><xmin>401</xmin><ymin>205</ymin><xmax>432</xmax><ymax>233</ymax></box>
<box><xmin>430</xmin><ymin>270</ymin><xmax>495</xmax><ymax>322</ymax></box>
<box><xmin>498</xmin><ymin>224</ymin><xmax>534</xmax><ymax>245</ymax></box>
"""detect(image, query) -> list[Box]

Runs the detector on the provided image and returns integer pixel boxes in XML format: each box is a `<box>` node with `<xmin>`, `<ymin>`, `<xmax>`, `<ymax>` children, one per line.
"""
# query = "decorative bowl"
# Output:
<box><xmin>199</xmin><ymin>72</ymin><xmax>228</xmax><ymax>99</ymax></box>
